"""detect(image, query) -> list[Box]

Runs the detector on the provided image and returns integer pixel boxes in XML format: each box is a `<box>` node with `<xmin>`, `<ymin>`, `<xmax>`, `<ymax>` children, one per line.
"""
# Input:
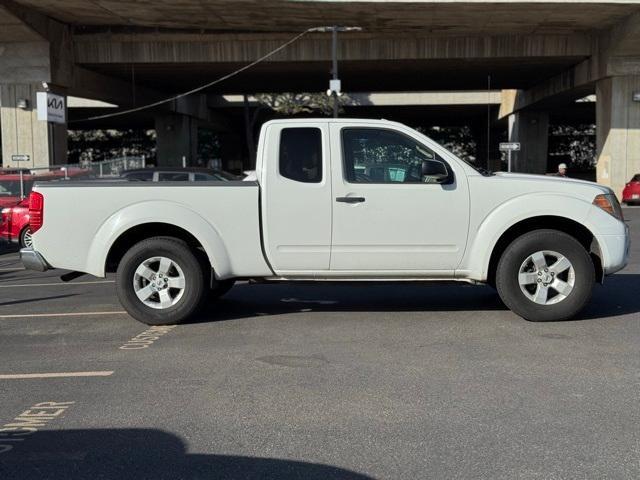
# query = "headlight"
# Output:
<box><xmin>593</xmin><ymin>193</ymin><xmax>624</xmax><ymax>221</ymax></box>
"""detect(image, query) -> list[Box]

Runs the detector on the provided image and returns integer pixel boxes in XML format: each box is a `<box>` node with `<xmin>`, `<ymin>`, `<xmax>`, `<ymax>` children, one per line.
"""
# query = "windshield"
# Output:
<box><xmin>451</xmin><ymin>153</ymin><xmax>493</xmax><ymax>176</ymax></box>
<box><xmin>414</xmin><ymin>129</ymin><xmax>493</xmax><ymax>176</ymax></box>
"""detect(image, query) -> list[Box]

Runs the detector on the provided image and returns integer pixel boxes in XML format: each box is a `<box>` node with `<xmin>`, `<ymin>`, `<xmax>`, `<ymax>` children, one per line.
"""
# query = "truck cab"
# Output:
<box><xmin>259</xmin><ymin>119</ymin><xmax>472</xmax><ymax>275</ymax></box>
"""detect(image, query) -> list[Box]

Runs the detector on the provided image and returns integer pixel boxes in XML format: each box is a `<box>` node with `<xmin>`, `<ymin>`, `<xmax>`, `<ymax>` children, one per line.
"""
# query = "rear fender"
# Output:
<box><xmin>86</xmin><ymin>201</ymin><xmax>230</xmax><ymax>277</ymax></box>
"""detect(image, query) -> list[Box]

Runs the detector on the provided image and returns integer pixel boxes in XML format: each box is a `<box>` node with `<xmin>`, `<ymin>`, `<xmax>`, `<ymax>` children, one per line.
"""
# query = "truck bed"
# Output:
<box><xmin>31</xmin><ymin>181</ymin><xmax>273</xmax><ymax>279</ymax></box>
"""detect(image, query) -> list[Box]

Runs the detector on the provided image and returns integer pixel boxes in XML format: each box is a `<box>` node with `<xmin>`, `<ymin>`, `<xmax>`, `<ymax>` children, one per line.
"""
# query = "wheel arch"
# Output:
<box><xmin>83</xmin><ymin>201</ymin><xmax>232</xmax><ymax>278</ymax></box>
<box><xmin>106</xmin><ymin>223</ymin><xmax>207</xmax><ymax>273</ymax></box>
<box><xmin>486</xmin><ymin>216</ymin><xmax>603</xmax><ymax>286</ymax></box>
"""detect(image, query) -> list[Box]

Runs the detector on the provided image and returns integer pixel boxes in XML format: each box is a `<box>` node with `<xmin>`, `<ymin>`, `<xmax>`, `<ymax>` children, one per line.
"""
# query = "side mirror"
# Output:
<box><xmin>421</xmin><ymin>159</ymin><xmax>450</xmax><ymax>184</ymax></box>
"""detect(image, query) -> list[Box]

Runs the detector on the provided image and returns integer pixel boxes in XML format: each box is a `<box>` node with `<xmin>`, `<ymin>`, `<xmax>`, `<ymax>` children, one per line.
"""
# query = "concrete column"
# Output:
<box><xmin>471</xmin><ymin>121</ymin><xmax>504</xmax><ymax>172</ymax></box>
<box><xmin>217</xmin><ymin>132</ymin><xmax>245</xmax><ymax>172</ymax></box>
<box><xmin>507</xmin><ymin>111</ymin><xmax>549</xmax><ymax>174</ymax></box>
<box><xmin>154</xmin><ymin>114</ymin><xmax>198</xmax><ymax>167</ymax></box>
<box><xmin>0</xmin><ymin>84</ymin><xmax>67</xmax><ymax>168</ymax></box>
<box><xmin>596</xmin><ymin>75</ymin><xmax>640</xmax><ymax>198</ymax></box>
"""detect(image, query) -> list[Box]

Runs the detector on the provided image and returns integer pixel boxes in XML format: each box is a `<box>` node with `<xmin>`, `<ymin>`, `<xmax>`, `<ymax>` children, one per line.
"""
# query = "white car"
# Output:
<box><xmin>21</xmin><ymin>118</ymin><xmax>629</xmax><ymax>325</ymax></box>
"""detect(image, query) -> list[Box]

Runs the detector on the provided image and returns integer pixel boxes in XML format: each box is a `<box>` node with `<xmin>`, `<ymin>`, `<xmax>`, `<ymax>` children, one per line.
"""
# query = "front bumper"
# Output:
<box><xmin>20</xmin><ymin>247</ymin><xmax>50</xmax><ymax>272</ymax></box>
<box><xmin>598</xmin><ymin>225</ymin><xmax>630</xmax><ymax>276</ymax></box>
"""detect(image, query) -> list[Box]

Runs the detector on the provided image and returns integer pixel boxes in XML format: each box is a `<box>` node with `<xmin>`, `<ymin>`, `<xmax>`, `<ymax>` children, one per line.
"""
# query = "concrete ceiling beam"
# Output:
<box><xmin>6</xmin><ymin>1</ymin><xmax>640</xmax><ymax>35</ymax></box>
<box><xmin>499</xmin><ymin>12</ymin><xmax>640</xmax><ymax>118</ymax></box>
<box><xmin>72</xmin><ymin>32</ymin><xmax>592</xmax><ymax>65</ymax></box>
<box><xmin>0</xmin><ymin>1</ymin><xmax>221</xmax><ymax>126</ymax></box>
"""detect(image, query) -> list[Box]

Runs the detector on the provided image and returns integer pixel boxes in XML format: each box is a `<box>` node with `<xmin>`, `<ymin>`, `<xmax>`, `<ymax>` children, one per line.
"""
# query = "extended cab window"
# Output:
<box><xmin>279</xmin><ymin>128</ymin><xmax>322</xmax><ymax>183</ymax></box>
<box><xmin>342</xmin><ymin>128</ymin><xmax>446</xmax><ymax>184</ymax></box>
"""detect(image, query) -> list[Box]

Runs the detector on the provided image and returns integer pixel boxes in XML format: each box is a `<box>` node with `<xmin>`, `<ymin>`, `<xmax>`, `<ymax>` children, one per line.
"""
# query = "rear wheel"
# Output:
<box><xmin>116</xmin><ymin>237</ymin><xmax>207</xmax><ymax>325</ymax></box>
<box><xmin>19</xmin><ymin>226</ymin><xmax>32</xmax><ymax>248</ymax></box>
<box><xmin>496</xmin><ymin>229</ymin><xmax>595</xmax><ymax>322</ymax></box>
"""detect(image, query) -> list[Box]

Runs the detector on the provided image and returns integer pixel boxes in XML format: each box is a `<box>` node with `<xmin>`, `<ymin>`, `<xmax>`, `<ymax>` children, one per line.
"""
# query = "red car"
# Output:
<box><xmin>0</xmin><ymin>198</ymin><xmax>31</xmax><ymax>247</ymax></box>
<box><xmin>0</xmin><ymin>172</ymin><xmax>34</xmax><ymax>209</ymax></box>
<box><xmin>0</xmin><ymin>168</ymin><xmax>90</xmax><ymax>208</ymax></box>
<box><xmin>622</xmin><ymin>174</ymin><xmax>640</xmax><ymax>205</ymax></box>
<box><xmin>0</xmin><ymin>168</ymin><xmax>91</xmax><ymax>247</ymax></box>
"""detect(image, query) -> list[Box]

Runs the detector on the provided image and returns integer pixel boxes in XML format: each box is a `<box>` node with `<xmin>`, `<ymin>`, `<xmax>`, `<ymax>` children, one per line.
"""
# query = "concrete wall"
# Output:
<box><xmin>154</xmin><ymin>114</ymin><xmax>198</xmax><ymax>167</ymax></box>
<box><xmin>508</xmin><ymin>111</ymin><xmax>550</xmax><ymax>174</ymax></box>
<box><xmin>0</xmin><ymin>84</ymin><xmax>67</xmax><ymax>168</ymax></box>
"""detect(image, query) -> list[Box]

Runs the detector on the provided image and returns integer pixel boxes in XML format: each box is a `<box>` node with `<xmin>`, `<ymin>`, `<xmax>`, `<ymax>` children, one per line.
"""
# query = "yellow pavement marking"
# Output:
<box><xmin>0</xmin><ymin>371</ymin><xmax>113</xmax><ymax>379</ymax></box>
<box><xmin>0</xmin><ymin>311</ymin><xmax>126</xmax><ymax>319</ymax></box>
<box><xmin>0</xmin><ymin>401</ymin><xmax>75</xmax><ymax>453</ymax></box>
<box><xmin>0</xmin><ymin>280</ymin><xmax>115</xmax><ymax>288</ymax></box>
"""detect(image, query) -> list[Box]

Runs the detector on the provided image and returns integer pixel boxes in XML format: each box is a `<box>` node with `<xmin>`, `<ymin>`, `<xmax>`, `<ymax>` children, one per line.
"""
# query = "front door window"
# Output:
<box><xmin>342</xmin><ymin>128</ymin><xmax>445</xmax><ymax>184</ymax></box>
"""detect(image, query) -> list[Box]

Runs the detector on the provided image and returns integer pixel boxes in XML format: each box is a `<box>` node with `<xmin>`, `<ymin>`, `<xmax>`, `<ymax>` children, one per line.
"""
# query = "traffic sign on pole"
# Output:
<box><xmin>499</xmin><ymin>143</ymin><xmax>520</xmax><ymax>172</ymax></box>
<box><xmin>499</xmin><ymin>142</ymin><xmax>521</xmax><ymax>152</ymax></box>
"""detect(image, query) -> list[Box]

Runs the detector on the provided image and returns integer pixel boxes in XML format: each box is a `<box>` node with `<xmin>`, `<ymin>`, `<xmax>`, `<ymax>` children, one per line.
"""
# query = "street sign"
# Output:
<box><xmin>36</xmin><ymin>92</ymin><xmax>66</xmax><ymax>124</ymax></box>
<box><xmin>499</xmin><ymin>142</ymin><xmax>521</xmax><ymax>152</ymax></box>
<box><xmin>499</xmin><ymin>142</ymin><xmax>520</xmax><ymax>172</ymax></box>
<box><xmin>11</xmin><ymin>154</ymin><xmax>30</xmax><ymax>162</ymax></box>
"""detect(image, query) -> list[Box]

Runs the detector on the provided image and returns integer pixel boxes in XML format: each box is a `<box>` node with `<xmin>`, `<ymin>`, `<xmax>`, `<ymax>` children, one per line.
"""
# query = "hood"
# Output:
<box><xmin>472</xmin><ymin>171</ymin><xmax>613</xmax><ymax>205</ymax></box>
<box><xmin>493</xmin><ymin>172</ymin><xmax>611</xmax><ymax>193</ymax></box>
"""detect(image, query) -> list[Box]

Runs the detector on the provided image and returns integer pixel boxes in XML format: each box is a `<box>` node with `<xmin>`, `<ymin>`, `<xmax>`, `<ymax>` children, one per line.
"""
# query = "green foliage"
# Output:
<box><xmin>548</xmin><ymin>124</ymin><xmax>596</xmax><ymax>170</ymax></box>
<box><xmin>417</xmin><ymin>126</ymin><xmax>478</xmax><ymax>163</ymax></box>
<box><xmin>254</xmin><ymin>92</ymin><xmax>349</xmax><ymax>116</ymax></box>
<box><xmin>67</xmin><ymin>129</ymin><xmax>156</xmax><ymax>163</ymax></box>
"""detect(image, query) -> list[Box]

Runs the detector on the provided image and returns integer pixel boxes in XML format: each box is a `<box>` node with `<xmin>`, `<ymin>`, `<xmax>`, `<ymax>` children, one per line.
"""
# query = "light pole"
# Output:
<box><xmin>331</xmin><ymin>26</ymin><xmax>339</xmax><ymax>118</ymax></box>
<box><xmin>309</xmin><ymin>26</ymin><xmax>362</xmax><ymax>118</ymax></box>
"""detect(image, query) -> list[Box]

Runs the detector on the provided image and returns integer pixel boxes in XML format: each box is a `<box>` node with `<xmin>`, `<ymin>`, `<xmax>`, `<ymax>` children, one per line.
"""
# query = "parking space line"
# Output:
<box><xmin>0</xmin><ymin>371</ymin><xmax>113</xmax><ymax>379</ymax></box>
<box><xmin>0</xmin><ymin>280</ymin><xmax>115</xmax><ymax>288</ymax></box>
<box><xmin>0</xmin><ymin>311</ymin><xmax>126</xmax><ymax>319</ymax></box>
<box><xmin>0</xmin><ymin>268</ymin><xmax>25</xmax><ymax>272</ymax></box>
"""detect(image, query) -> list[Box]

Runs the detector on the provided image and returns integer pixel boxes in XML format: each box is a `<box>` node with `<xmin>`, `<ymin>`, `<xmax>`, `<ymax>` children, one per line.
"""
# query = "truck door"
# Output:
<box><xmin>329</xmin><ymin>123</ymin><xmax>470</xmax><ymax>273</ymax></box>
<box><xmin>261</xmin><ymin>122</ymin><xmax>332</xmax><ymax>274</ymax></box>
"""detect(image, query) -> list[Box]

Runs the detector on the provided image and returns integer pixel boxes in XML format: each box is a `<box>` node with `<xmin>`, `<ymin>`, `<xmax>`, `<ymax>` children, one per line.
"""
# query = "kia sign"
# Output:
<box><xmin>36</xmin><ymin>92</ymin><xmax>66</xmax><ymax>124</ymax></box>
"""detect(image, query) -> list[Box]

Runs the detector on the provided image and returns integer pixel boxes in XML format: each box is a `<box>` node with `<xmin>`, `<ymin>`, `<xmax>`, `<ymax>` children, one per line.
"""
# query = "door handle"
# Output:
<box><xmin>336</xmin><ymin>196</ymin><xmax>365</xmax><ymax>204</ymax></box>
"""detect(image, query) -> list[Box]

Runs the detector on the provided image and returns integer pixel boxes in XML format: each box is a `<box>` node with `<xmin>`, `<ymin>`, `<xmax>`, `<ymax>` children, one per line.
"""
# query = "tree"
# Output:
<box><xmin>67</xmin><ymin>129</ymin><xmax>156</xmax><ymax>164</ymax></box>
<box><xmin>416</xmin><ymin>126</ymin><xmax>478</xmax><ymax>163</ymax></box>
<box><xmin>254</xmin><ymin>92</ymin><xmax>349</xmax><ymax>116</ymax></box>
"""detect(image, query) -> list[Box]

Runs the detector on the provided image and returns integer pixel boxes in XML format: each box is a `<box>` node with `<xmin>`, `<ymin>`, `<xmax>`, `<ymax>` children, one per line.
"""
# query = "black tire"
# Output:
<box><xmin>116</xmin><ymin>237</ymin><xmax>207</xmax><ymax>325</ymax></box>
<box><xmin>496</xmin><ymin>229</ymin><xmax>595</xmax><ymax>322</ymax></box>
<box><xmin>19</xmin><ymin>226</ymin><xmax>32</xmax><ymax>248</ymax></box>
<box><xmin>210</xmin><ymin>279</ymin><xmax>235</xmax><ymax>299</ymax></box>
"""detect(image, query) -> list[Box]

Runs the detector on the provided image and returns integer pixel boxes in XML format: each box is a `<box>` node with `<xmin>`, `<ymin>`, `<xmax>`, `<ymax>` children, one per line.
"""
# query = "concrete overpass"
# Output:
<box><xmin>0</xmin><ymin>1</ymin><xmax>639</xmax><ymax>195</ymax></box>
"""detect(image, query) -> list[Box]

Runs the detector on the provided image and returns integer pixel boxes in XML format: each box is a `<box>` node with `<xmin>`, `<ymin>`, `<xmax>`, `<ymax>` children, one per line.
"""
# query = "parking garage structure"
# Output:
<box><xmin>0</xmin><ymin>1</ymin><xmax>639</xmax><ymax>196</ymax></box>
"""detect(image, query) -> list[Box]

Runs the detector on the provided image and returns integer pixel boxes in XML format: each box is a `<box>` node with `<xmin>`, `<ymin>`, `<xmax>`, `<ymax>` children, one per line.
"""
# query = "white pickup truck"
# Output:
<box><xmin>21</xmin><ymin>118</ymin><xmax>629</xmax><ymax>325</ymax></box>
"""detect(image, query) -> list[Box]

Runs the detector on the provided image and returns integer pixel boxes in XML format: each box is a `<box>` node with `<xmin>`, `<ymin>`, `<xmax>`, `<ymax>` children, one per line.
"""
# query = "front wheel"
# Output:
<box><xmin>496</xmin><ymin>229</ymin><xmax>595</xmax><ymax>322</ymax></box>
<box><xmin>116</xmin><ymin>237</ymin><xmax>207</xmax><ymax>325</ymax></box>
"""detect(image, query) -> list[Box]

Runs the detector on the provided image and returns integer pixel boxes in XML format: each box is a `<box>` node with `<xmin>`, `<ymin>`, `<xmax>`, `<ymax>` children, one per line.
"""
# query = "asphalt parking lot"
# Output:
<box><xmin>1</xmin><ymin>211</ymin><xmax>639</xmax><ymax>480</ymax></box>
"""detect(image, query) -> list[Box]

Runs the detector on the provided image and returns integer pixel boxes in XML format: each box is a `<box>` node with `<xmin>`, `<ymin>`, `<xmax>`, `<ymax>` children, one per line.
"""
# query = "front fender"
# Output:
<box><xmin>460</xmin><ymin>193</ymin><xmax>596</xmax><ymax>281</ymax></box>
<box><xmin>85</xmin><ymin>201</ymin><xmax>231</xmax><ymax>278</ymax></box>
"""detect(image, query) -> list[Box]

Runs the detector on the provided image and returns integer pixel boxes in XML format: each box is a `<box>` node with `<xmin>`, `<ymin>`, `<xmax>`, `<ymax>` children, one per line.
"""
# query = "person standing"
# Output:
<box><xmin>555</xmin><ymin>163</ymin><xmax>568</xmax><ymax>177</ymax></box>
